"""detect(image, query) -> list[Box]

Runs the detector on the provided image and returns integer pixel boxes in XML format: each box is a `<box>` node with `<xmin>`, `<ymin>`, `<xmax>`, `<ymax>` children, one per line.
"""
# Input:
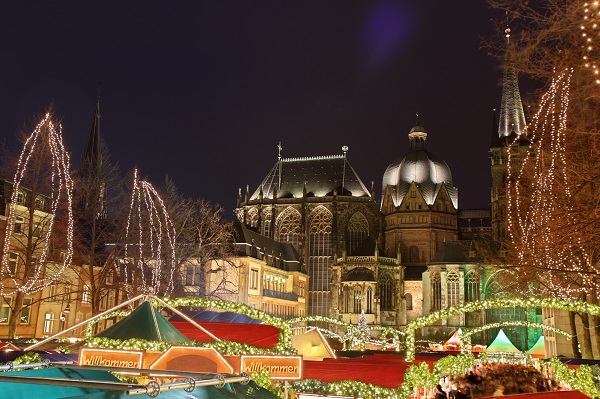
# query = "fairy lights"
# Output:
<box><xmin>505</xmin><ymin>68</ymin><xmax>598</xmax><ymax>299</ymax></box>
<box><xmin>123</xmin><ymin>169</ymin><xmax>177</xmax><ymax>297</ymax></box>
<box><xmin>581</xmin><ymin>2</ymin><xmax>600</xmax><ymax>83</ymax></box>
<box><xmin>0</xmin><ymin>113</ymin><xmax>74</xmax><ymax>296</ymax></box>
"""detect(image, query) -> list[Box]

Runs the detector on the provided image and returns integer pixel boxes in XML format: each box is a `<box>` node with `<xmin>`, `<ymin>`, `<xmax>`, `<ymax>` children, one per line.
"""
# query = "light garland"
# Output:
<box><xmin>85</xmin><ymin>310</ymin><xmax>132</xmax><ymax>339</ymax></box>
<box><xmin>0</xmin><ymin>113</ymin><xmax>74</xmax><ymax>296</ymax></box>
<box><xmin>404</xmin><ymin>296</ymin><xmax>600</xmax><ymax>362</ymax></box>
<box><xmin>159</xmin><ymin>297</ymin><xmax>295</xmax><ymax>354</ymax></box>
<box><xmin>122</xmin><ymin>169</ymin><xmax>177</xmax><ymax>297</ymax></box>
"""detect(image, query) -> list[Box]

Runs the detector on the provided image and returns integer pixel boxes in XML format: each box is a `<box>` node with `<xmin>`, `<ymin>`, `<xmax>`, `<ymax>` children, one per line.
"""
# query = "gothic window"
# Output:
<box><xmin>307</xmin><ymin>206</ymin><xmax>332</xmax><ymax>317</ymax></box>
<box><xmin>353</xmin><ymin>286</ymin><xmax>362</xmax><ymax>313</ymax></box>
<box><xmin>431</xmin><ymin>272</ymin><xmax>442</xmax><ymax>310</ymax></box>
<box><xmin>447</xmin><ymin>270</ymin><xmax>460</xmax><ymax>308</ymax></box>
<box><xmin>276</xmin><ymin>207</ymin><xmax>302</xmax><ymax>251</ymax></box>
<box><xmin>409</xmin><ymin>246</ymin><xmax>419</xmax><ymax>262</ymax></box>
<box><xmin>346</xmin><ymin>212</ymin><xmax>369</xmax><ymax>255</ymax></box>
<box><xmin>367</xmin><ymin>287</ymin><xmax>373</xmax><ymax>313</ymax></box>
<box><xmin>465</xmin><ymin>270</ymin><xmax>480</xmax><ymax>302</ymax></box>
<box><xmin>247</xmin><ymin>208</ymin><xmax>258</xmax><ymax>229</ymax></box>
<box><xmin>379</xmin><ymin>274</ymin><xmax>394</xmax><ymax>310</ymax></box>
<box><xmin>343</xmin><ymin>286</ymin><xmax>350</xmax><ymax>312</ymax></box>
<box><xmin>405</xmin><ymin>293</ymin><xmax>413</xmax><ymax>310</ymax></box>
<box><xmin>262</xmin><ymin>207</ymin><xmax>272</xmax><ymax>237</ymax></box>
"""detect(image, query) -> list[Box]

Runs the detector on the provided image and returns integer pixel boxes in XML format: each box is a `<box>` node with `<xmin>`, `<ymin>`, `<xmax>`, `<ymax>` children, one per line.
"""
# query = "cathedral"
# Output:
<box><xmin>234</xmin><ymin>27</ymin><xmax>544</xmax><ymax>349</ymax></box>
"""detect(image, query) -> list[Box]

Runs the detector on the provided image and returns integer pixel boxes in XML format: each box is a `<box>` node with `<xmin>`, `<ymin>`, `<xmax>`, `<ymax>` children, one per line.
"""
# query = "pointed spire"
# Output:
<box><xmin>82</xmin><ymin>85</ymin><xmax>102</xmax><ymax>165</ymax></box>
<box><xmin>498</xmin><ymin>21</ymin><xmax>526</xmax><ymax>139</ymax></box>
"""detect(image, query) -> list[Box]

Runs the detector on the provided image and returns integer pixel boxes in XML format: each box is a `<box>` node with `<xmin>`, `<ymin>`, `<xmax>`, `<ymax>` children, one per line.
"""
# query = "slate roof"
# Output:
<box><xmin>250</xmin><ymin>155</ymin><xmax>371</xmax><ymax>200</ymax></box>
<box><xmin>232</xmin><ymin>222</ymin><xmax>303</xmax><ymax>272</ymax></box>
<box><xmin>404</xmin><ymin>265</ymin><xmax>427</xmax><ymax>281</ymax></box>
<box><xmin>429</xmin><ymin>240</ymin><xmax>478</xmax><ymax>263</ymax></box>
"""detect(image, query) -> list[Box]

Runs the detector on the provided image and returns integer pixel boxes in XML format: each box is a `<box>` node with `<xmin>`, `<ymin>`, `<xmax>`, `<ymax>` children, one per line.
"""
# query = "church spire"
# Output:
<box><xmin>82</xmin><ymin>87</ymin><xmax>102</xmax><ymax>165</ymax></box>
<box><xmin>498</xmin><ymin>23</ymin><xmax>526</xmax><ymax>140</ymax></box>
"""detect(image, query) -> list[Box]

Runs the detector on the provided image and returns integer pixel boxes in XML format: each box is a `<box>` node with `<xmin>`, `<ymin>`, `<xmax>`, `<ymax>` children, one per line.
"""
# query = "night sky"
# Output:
<box><xmin>0</xmin><ymin>2</ymin><xmax>506</xmax><ymax>216</ymax></box>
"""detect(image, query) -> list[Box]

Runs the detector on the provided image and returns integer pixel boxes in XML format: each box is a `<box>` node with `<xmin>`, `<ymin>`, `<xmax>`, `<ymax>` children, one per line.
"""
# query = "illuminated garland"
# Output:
<box><xmin>85</xmin><ymin>310</ymin><xmax>131</xmax><ymax>339</ymax></box>
<box><xmin>404</xmin><ymin>296</ymin><xmax>600</xmax><ymax>361</ymax></box>
<box><xmin>0</xmin><ymin>113</ymin><xmax>74</xmax><ymax>296</ymax></box>
<box><xmin>159</xmin><ymin>297</ymin><xmax>295</xmax><ymax>354</ymax></box>
<box><xmin>547</xmin><ymin>357</ymin><xmax>600</xmax><ymax>398</ymax></box>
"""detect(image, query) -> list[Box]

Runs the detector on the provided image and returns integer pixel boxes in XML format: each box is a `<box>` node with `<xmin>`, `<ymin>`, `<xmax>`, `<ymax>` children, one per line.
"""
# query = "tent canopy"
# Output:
<box><xmin>95</xmin><ymin>301</ymin><xmax>190</xmax><ymax>343</ymax></box>
<box><xmin>444</xmin><ymin>330</ymin><xmax>461</xmax><ymax>347</ymax></box>
<box><xmin>292</xmin><ymin>328</ymin><xmax>335</xmax><ymax>360</ymax></box>
<box><xmin>526</xmin><ymin>335</ymin><xmax>546</xmax><ymax>358</ymax></box>
<box><xmin>486</xmin><ymin>329</ymin><xmax>521</xmax><ymax>353</ymax></box>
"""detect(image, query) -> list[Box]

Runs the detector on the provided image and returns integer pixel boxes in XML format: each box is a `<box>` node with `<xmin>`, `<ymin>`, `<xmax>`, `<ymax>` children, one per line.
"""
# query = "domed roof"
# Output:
<box><xmin>382</xmin><ymin>125</ymin><xmax>458</xmax><ymax>208</ymax></box>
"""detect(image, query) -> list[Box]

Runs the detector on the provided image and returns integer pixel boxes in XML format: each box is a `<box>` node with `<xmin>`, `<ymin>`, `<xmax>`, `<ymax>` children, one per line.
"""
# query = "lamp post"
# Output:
<box><xmin>60</xmin><ymin>303</ymin><xmax>71</xmax><ymax>331</ymax></box>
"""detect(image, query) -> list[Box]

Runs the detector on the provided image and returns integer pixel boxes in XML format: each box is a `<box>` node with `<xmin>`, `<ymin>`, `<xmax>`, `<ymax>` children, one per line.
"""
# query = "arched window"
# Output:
<box><xmin>379</xmin><ymin>274</ymin><xmax>394</xmax><ymax>310</ymax></box>
<box><xmin>353</xmin><ymin>286</ymin><xmax>362</xmax><ymax>313</ymax></box>
<box><xmin>262</xmin><ymin>207</ymin><xmax>272</xmax><ymax>237</ymax></box>
<box><xmin>447</xmin><ymin>270</ymin><xmax>460</xmax><ymax>308</ymax></box>
<box><xmin>308</xmin><ymin>206</ymin><xmax>333</xmax><ymax>317</ymax></box>
<box><xmin>346</xmin><ymin>212</ymin><xmax>369</xmax><ymax>255</ymax></box>
<box><xmin>409</xmin><ymin>246</ymin><xmax>420</xmax><ymax>263</ymax></box>
<box><xmin>465</xmin><ymin>270</ymin><xmax>480</xmax><ymax>302</ymax></box>
<box><xmin>367</xmin><ymin>287</ymin><xmax>373</xmax><ymax>313</ymax></box>
<box><xmin>276</xmin><ymin>207</ymin><xmax>302</xmax><ymax>251</ymax></box>
<box><xmin>343</xmin><ymin>286</ymin><xmax>350</xmax><ymax>313</ymax></box>
<box><xmin>247</xmin><ymin>208</ymin><xmax>258</xmax><ymax>228</ymax></box>
<box><xmin>431</xmin><ymin>272</ymin><xmax>442</xmax><ymax>310</ymax></box>
<box><xmin>405</xmin><ymin>293</ymin><xmax>413</xmax><ymax>310</ymax></box>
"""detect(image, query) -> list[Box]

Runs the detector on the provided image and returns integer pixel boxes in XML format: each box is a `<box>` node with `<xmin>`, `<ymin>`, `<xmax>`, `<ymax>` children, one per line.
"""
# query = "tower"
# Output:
<box><xmin>381</xmin><ymin>123</ymin><xmax>459</xmax><ymax>273</ymax></box>
<box><xmin>490</xmin><ymin>26</ymin><xmax>528</xmax><ymax>241</ymax></box>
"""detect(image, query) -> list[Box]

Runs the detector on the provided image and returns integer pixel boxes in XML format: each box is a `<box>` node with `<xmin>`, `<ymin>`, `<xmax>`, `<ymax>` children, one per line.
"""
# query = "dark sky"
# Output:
<box><xmin>0</xmin><ymin>1</ymin><xmax>504</xmax><ymax>216</ymax></box>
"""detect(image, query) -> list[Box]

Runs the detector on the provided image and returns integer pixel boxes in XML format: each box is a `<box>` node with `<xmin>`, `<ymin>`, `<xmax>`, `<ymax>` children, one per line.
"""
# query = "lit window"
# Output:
<box><xmin>82</xmin><ymin>286</ymin><xmax>91</xmax><ymax>304</ymax></box>
<box><xmin>249</xmin><ymin>268</ymin><xmax>259</xmax><ymax>290</ymax></box>
<box><xmin>0</xmin><ymin>297</ymin><xmax>11</xmax><ymax>323</ymax></box>
<box><xmin>20</xmin><ymin>298</ymin><xmax>32</xmax><ymax>324</ymax></box>
<box><xmin>13</xmin><ymin>216</ymin><xmax>24</xmax><ymax>234</ymax></box>
<box><xmin>43</xmin><ymin>312</ymin><xmax>54</xmax><ymax>334</ymax></box>
<box><xmin>7</xmin><ymin>253</ymin><xmax>18</xmax><ymax>275</ymax></box>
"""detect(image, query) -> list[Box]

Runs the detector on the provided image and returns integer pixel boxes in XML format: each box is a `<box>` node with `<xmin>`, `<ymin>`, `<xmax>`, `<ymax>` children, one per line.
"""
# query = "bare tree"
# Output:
<box><xmin>160</xmin><ymin>177</ymin><xmax>237</xmax><ymax>299</ymax></box>
<box><xmin>487</xmin><ymin>0</ymin><xmax>600</xmax><ymax>357</ymax></box>
<box><xmin>0</xmin><ymin>110</ymin><xmax>74</xmax><ymax>338</ymax></box>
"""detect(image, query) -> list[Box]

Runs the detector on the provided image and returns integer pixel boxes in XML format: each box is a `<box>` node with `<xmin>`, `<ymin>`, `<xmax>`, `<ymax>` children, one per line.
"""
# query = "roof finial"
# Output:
<box><xmin>415</xmin><ymin>111</ymin><xmax>420</xmax><ymax>126</ymax></box>
<box><xmin>342</xmin><ymin>145</ymin><xmax>348</xmax><ymax>158</ymax></box>
<box><xmin>277</xmin><ymin>141</ymin><xmax>282</xmax><ymax>161</ymax></box>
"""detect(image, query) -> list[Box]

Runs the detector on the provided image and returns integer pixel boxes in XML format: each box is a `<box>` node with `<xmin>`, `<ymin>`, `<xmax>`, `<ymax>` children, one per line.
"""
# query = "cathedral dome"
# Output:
<box><xmin>382</xmin><ymin>124</ymin><xmax>458</xmax><ymax>208</ymax></box>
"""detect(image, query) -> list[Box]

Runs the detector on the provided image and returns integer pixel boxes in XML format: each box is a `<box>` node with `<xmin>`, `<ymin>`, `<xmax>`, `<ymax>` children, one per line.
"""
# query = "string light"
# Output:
<box><xmin>0</xmin><ymin>113</ymin><xmax>74</xmax><ymax>296</ymax></box>
<box><xmin>581</xmin><ymin>2</ymin><xmax>600</xmax><ymax>83</ymax></box>
<box><xmin>122</xmin><ymin>170</ymin><xmax>177</xmax><ymax>297</ymax></box>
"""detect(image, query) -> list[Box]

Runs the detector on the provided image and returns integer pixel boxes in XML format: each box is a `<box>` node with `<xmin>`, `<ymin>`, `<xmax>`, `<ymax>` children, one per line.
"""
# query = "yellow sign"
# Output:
<box><xmin>79</xmin><ymin>348</ymin><xmax>143</xmax><ymax>369</ymax></box>
<box><xmin>240</xmin><ymin>355</ymin><xmax>302</xmax><ymax>380</ymax></box>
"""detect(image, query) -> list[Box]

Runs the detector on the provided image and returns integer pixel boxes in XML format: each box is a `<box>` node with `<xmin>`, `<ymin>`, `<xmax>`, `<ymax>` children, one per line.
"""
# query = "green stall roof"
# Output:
<box><xmin>95</xmin><ymin>301</ymin><xmax>190</xmax><ymax>343</ymax></box>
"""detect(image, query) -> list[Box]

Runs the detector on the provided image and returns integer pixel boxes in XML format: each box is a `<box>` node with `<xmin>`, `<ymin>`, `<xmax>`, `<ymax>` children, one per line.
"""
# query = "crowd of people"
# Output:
<box><xmin>434</xmin><ymin>362</ymin><xmax>565</xmax><ymax>398</ymax></box>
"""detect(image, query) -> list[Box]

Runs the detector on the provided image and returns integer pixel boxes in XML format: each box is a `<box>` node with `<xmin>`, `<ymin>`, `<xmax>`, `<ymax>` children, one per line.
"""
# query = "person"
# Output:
<box><xmin>435</xmin><ymin>384</ymin><xmax>447</xmax><ymax>399</ymax></box>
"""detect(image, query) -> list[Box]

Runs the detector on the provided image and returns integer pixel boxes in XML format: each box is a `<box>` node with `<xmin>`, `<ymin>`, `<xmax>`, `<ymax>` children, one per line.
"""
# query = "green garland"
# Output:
<box><xmin>404</xmin><ymin>297</ymin><xmax>600</xmax><ymax>361</ymax></box>
<box><xmin>85</xmin><ymin>310</ymin><xmax>132</xmax><ymax>339</ymax></box>
<box><xmin>159</xmin><ymin>297</ymin><xmax>295</xmax><ymax>354</ymax></box>
<box><xmin>548</xmin><ymin>357</ymin><xmax>600</xmax><ymax>398</ymax></box>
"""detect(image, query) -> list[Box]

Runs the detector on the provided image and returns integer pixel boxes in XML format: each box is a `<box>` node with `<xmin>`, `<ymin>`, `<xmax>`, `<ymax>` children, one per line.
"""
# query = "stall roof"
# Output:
<box><xmin>486</xmin><ymin>329</ymin><xmax>521</xmax><ymax>353</ymax></box>
<box><xmin>95</xmin><ymin>301</ymin><xmax>190</xmax><ymax>343</ymax></box>
<box><xmin>0</xmin><ymin>367</ymin><xmax>278</xmax><ymax>399</ymax></box>
<box><xmin>169</xmin><ymin>310</ymin><xmax>262</xmax><ymax>324</ymax></box>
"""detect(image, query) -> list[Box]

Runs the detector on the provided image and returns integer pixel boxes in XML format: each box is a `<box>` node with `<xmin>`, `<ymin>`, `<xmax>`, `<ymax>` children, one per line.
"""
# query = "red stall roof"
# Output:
<box><xmin>170</xmin><ymin>320</ymin><xmax>281</xmax><ymax>349</ymax></box>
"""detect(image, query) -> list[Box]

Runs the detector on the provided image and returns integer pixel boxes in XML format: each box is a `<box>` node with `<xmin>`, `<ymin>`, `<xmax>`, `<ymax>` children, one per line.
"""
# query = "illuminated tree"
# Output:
<box><xmin>487</xmin><ymin>0</ymin><xmax>600</xmax><ymax>358</ymax></box>
<box><xmin>0</xmin><ymin>111</ymin><xmax>74</xmax><ymax>337</ymax></box>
